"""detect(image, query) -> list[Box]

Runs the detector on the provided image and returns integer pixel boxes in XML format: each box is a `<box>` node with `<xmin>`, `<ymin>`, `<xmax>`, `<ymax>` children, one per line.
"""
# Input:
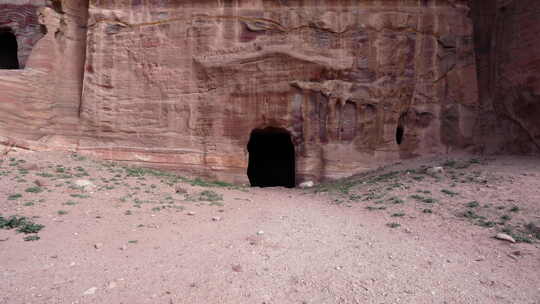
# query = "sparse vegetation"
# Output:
<box><xmin>465</xmin><ymin>201</ymin><xmax>480</xmax><ymax>208</ymax></box>
<box><xmin>410</xmin><ymin>194</ymin><xmax>438</xmax><ymax>204</ymax></box>
<box><xmin>70</xmin><ymin>194</ymin><xmax>90</xmax><ymax>199</ymax></box>
<box><xmin>25</xmin><ymin>186</ymin><xmax>43</xmax><ymax>193</ymax></box>
<box><xmin>441</xmin><ymin>189</ymin><xmax>459</xmax><ymax>197</ymax></box>
<box><xmin>500</xmin><ymin>214</ymin><xmax>512</xmax><ymax>221</ymax></box>
<box><xmin>366</xmin><ymin>206</ymin><xmax>386</xmax><ymax>211</ymax></box>
<box><xmin>388</xmin><ymin>197</ymin><xmax>404</xmax><ymax>204</ymax></box>
<box><xmin>524</xmin><ymin>222</ymin><xmax>540</xmax><ymax>240</ymax></box>
<box><xmin>7</xmin><ymin>193</ymin><xmax>22</xmax><ymax>200</ymax></box>
<box><xmin>23</xmin><ymin>235</ymin><xmax>40</xmax><ymax>241</ymax></box>
<box><xmin>461</xmin><ymin>210</ymin><xmax>481</xmax><ymax>219</ymax></box>
<box><xmin>0</xmin><ymin>215</ymin><xmax>44</xmax><ymax>240</ymax></box>
<box><xmin>386</xmin><ymin>222</ymin><xmax>401</xmax><ymax>228</ymax></box>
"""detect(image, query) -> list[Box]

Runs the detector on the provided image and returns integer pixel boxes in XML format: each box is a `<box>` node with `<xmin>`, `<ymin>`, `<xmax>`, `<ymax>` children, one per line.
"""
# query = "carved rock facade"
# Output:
<box><xmin>0</xmin><ymin>0</ymin><xmax>538</xmax><ymax>185</ymax></box>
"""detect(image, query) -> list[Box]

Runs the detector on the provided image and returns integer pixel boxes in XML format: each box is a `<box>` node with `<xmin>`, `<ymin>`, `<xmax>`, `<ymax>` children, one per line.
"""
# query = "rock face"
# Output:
<box><xmin>469</xmin><ymin>0</ymin><xmax>540</xmax><ymax>154</ymax></box>
<box><xmin>0</xmin><ymin>0</ymin><xmax>537</xmax><ymax>185</ymax></box>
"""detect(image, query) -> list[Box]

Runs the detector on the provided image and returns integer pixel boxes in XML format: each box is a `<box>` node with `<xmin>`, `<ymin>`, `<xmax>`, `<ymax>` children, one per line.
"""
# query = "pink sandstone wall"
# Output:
<box><xmin>0</xmin><ymin>0</ymin><xmax>537</xmax><ymax>185</ymax></box>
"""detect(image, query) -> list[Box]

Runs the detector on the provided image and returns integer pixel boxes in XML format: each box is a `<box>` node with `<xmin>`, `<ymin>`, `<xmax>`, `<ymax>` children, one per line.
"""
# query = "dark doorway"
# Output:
<box><xmin>247</xmin><ymin>127</ymin><xmax>295</xmax><ymax>188</ymax></box>
<box><xmin>396</xmin><ymin>112</ymin><xmax>406</xmax><ymax>145</ymax></box>
<box><xmin>396</xmin><ymin>125</ymin><xmax>404</xmax><ymax>145</ymax></box>
<box><xmin>0</xmin><ymin>29</ymin><xmax>20</xmax><ymax>69</ymax></box>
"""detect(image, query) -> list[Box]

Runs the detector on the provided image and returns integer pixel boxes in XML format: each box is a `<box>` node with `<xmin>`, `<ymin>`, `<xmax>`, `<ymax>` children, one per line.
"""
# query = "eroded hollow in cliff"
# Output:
<box><xmin>396</xmin><ymin>113</ymin><xmax>406</xmax><ymax>145</ymax></box>
<box><xmin>247</xmin><ymin>127</ymin><xmax>295</xmax><ymax>188</ymax></box>
<box><xmin>0</xmin><ymin>29</ymin><xmax>19</xmax><ymax>69</ymax></box>
<box><xmin>396</xmin><ymin>126</ymin><xmax>404</xmax><ymax>145</ymax></box>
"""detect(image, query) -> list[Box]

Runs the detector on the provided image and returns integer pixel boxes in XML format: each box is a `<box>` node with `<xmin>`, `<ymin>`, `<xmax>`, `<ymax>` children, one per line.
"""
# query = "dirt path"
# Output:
<box><xmin>0</xmin><ymin>151</ymin><xmax>539</xmax><ymax>303</ymax></box>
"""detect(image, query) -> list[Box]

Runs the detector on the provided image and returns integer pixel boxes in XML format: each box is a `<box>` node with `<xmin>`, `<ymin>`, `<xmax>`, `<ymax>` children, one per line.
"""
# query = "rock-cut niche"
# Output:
<box><xmin>0</xmin><ymin>28</ymin><xmax>19</xmax><ymax>69</ymax></box>
<box><xmin>247</xmin><ymin>127</ymin><xmax>296</xmax><ymax>188</ymax></box>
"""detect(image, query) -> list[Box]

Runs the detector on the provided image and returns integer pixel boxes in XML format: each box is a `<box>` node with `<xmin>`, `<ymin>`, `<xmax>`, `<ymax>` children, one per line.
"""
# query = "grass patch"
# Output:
<box><xmin>197</xmin><ymin>190</ymin><xmax>223</xmax><ymax>202</ymax></box>
<box><xmin>465</xmin><ymin>201</ymin><xmax>480</xmax><ymax>208</ymax></box>
<box><xmin>7</xmin><ymin>194</ymin><xmax>22</xmax><ymax>200</ymax></box>
<box><xmin>500</xmin><ymin>214</ymin><xmax>512</xmax><ymax>221</ymax></box>
<box><xmin>422</xmin><ymin>208</ymin><xmax>432</xmax><ymax>214</ymax></box>
<box><xmin>36</xmin><ymin>172</ymin><xmax>54</xmax><ymax>178</ymax></box>
<box><xmin>386</xmin><ymin>222</ymin><xmax>401</xmax><ymax>228</ymax></box>
<box><xmin>524</xmin><ymin>223</ymin><xmax>540</xmax><ymax>240</ymax></box>
<box><xmin>501</xmin><ymin>226</ymin><xmax>533</xmax><ymax>243</ymax></box>
<box><xmin>57</xmin><ymin>210</ymin><xmax>68</xmax><ymax>215</ymax></box>
<box><xmin>441</xmin><ymin>189</ymin><xmax>459</xmax><ymax>197</ymax></box>
<box><xmin>476</xmin><ymin>220</ymin><xmax>496</xmax><ymax>228</ymax></box>
<box><xmin>70</xmin><ymin>194</ymin><xmax>90</xmax><ymax>199</ymax></box>
<box><xmin>410</xmin><ymin>195</ymin><xmax>438</xmax><ymax>204</ymax></box>
<box><xmin>509</xmin><ymin>206</ymin><xmax>520</xmax><ymax>212</ymax></box>
<box><xmin>388</xmin><ymin>197</ymin><xmax>404</xmax><ymax>204</ymax></box>
<box><xmin>366</xmin><ymin>206</ymin><xmax>386</xmax><ymax>211</ymax></box>
<box><xmin>0</xmin><ymin>215</ymin><xmax>44</xmax><ymax>237</ymax></box>
<box><xmin>23</xmin><ymin>235</ymin><xmax>40</xmax><ymax>241</ymax></box>
<box><xmin>25</xmin><ymin>186</ymin><xmax>43</xmax><ymax>193</ymax></box>
<box><xmin>461</xmin><ymin>210</ymin><xmax>482</xmax><ymax>219</ymax></box>
<box><xmin>391</xmin><ymin>212</ymin><xmax>405</xmax><ymax>217</ymax></box>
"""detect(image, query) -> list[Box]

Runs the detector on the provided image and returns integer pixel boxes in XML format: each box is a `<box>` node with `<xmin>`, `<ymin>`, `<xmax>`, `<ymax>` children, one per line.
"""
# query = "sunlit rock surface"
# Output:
<box><xmin>0</xmin><ymin>0</ymin><xmax>537</xmax><ymax>184</ymax></box>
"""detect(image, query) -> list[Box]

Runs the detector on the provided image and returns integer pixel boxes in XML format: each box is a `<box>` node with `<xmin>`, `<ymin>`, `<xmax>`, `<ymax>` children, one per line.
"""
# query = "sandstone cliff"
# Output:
<box><xmin>0</xmin><ymin>0</ymin><xmax>537</xmax><ymax>185</ymax></box>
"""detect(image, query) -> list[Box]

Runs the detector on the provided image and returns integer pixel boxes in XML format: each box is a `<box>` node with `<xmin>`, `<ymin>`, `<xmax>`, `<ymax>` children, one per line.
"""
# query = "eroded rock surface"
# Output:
<box><xmin>0</xmin><ymin>0</ymin><xmax>537</xmax><ymax>184</ymax></box>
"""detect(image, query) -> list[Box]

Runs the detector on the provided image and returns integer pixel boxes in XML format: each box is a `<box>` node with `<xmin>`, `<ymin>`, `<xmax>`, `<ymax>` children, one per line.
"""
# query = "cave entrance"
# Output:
<box><xmin>0</xmin><ymin>29</ymin><xmax>19</xmax><ymax>69</ymax></box>
<box><xmin>247</xmin><ymin>127</ymin><xmax>295</xmax><ymax>188</ymax></box>
<box><xmin>396</xmin><ymin>112</ymin><xmax>406</xmax><ymax>145</ymax></box>
<box><xmin>396</xmin><ymin>126</ymin><xmax>404</xmax><ymax>145</ymax></box>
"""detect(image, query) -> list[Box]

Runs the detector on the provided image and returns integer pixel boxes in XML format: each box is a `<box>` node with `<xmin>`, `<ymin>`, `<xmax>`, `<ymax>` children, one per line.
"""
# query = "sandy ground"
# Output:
<box><xmin>0</xmin><ymin>151</ymin><xmax>539</xmax><ymax>304</ymax></box>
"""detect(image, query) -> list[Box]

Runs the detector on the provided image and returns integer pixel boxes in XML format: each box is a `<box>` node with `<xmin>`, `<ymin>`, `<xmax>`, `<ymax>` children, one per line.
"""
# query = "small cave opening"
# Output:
<box><xmin>396</xmin><ymin>125</ymin><xmax>404</xmax><ymax>145</ymax></box>
<box><xmin>0</xmin><ymin>29</ymin><xmax>20</xmax><ymax>70</ymax></box>
<box><xmin>247</xmin><ymin>127</ymin><xmax>295</xmax><ymax>188</ymax></box>
<box><xmin>396</xmin><ymin>112</ymin><xmax>407</xmax><ymax>145</ymax></box>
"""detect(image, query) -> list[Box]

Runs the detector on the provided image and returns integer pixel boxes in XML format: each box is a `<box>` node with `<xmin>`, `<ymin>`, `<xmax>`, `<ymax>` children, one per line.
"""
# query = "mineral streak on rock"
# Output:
<box><xmin>0</xmin><ymin>0</ymin><xmax>538</xmax><ymax>185</ymax></box>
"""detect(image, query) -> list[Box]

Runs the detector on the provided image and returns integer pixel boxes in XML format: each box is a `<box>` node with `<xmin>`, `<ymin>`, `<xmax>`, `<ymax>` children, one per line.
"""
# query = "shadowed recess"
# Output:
<box><xmin>396</xmin><ymin>112</ymin><xmax>406</xmax><ymax>145</ymax></box>
<box><xmin>0</xmin><ymin>29</ymin><xmax>19</xmax><ymax>70</ymax></box>
<box><xmin>247</xmin><ymin>127</ymin><xmax>295</xmax><ymax>188</ymax></box>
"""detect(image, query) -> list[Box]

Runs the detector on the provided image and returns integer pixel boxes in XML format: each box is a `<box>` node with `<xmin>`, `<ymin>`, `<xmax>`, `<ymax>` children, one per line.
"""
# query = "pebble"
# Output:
<box><xmin>426</xmin><ymin>166</ymin><xmax>444</xmax><ymax>175</ymax></box>
<box><xmin>107</xmin><ymin>281</ymin><xmax>117</xmax><ymax>289</ymax></box>
<box><xmin>299</xmin><ymin>181</ymin><xmax>314</xmax><ymax>188</ymax></box>
<box><xmin>34</xmin><ymin>179</ymin><xmax>47</xmax><ymax>187</ymax></box>
<box><xmin>175</xmin><ymin>185</ymin><xmax>187</xmax><ymax>194</ymax></box>
<box><xmin>187</xmin><ymin>211</ymin><xmax>196</xmax><ymax>216</ymax></box>
<box><xmin>74</xmin><ymin>179</ymin><xmax>96</xmax><ymax>191</ymax></box>
<box><xmin>495</xmin><ymin>233</ymin><xmax>516</xmax><ymax>243</ymax></box>
<box><xmin>120</xmin><ymin>245</ymin><xmax>127</xmax><ymax>251</ymax></box>
<box><xmin>232</xmin><ymin>264</ymin><xmax>243</xmax><ymax>272</ymax></box>
<box><xmin>475</xmin><ymin>256</ymin><xmax>485</xmax><ymax>261</ymax></box>
<box><xmin>83</xmin><ymin>287</ymin><xmax>97</xmax><ymax>295</ymax></box>
<box><xmin>212</xmin><ymin>216</ymin><xmax>221</xmax><ymax>221</ymax></box>
<box><xmin>257</xmin><ymin>230</ymin><xmax>264</xmax><ymax>235</ymax></box>
<box><xmin>94</xmin><ymin>243</ymin><xmax>103</xmax><ymax>249</ymax></box>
